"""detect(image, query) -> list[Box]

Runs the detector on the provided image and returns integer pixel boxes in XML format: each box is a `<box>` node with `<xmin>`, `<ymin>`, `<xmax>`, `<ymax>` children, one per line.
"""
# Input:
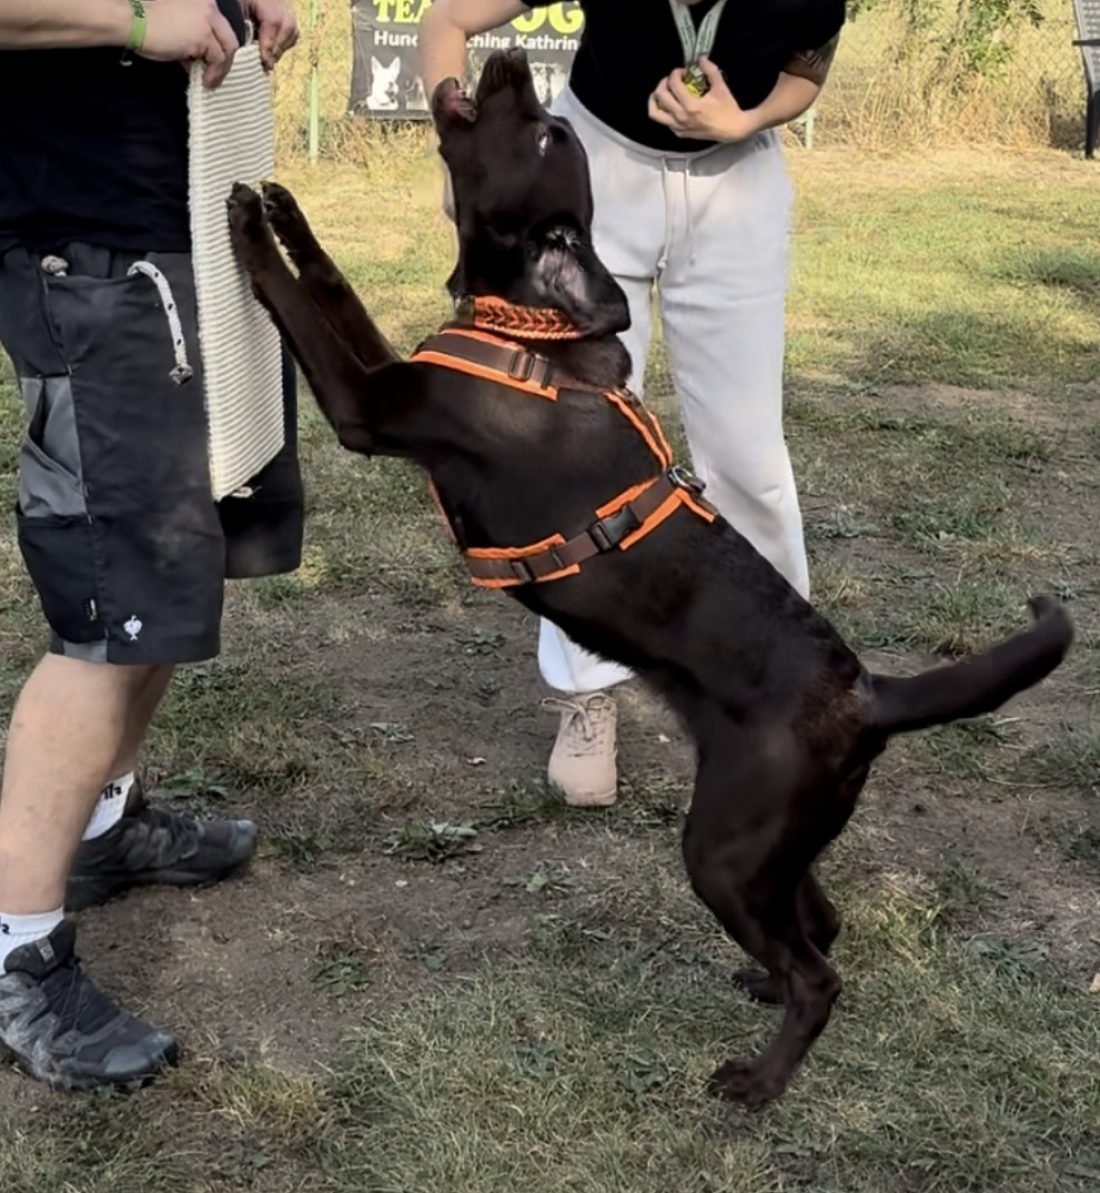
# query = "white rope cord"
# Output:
<box><xmin>126</xmin><ymin>261</ymin><xmax>194</xmax><ymax>385</ymax></box>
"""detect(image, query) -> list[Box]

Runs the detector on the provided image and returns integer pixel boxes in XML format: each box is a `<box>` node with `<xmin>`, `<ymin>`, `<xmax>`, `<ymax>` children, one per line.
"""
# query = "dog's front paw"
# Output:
<box><xmin>227</xmin><ymin>182</ymin><xmax>266</xmax><ymax>240</ymax></box>
<box><xmin>706</xmin><ymin>1058</ymin><xmax>786</xmax><ymax>1107</ymax></box>
<box><xmin>227</xmin><ymin>183</ymin><xmax>281</xmax><ymax>279</ymax></box>
<box><xmin>261</xmin><ymin>181</ymin><xmax>304</xmax><ymax>234</ymax></box>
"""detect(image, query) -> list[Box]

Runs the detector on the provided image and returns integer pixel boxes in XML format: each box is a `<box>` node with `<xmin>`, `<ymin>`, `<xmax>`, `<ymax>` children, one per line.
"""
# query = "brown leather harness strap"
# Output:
<box><xmin>463</xmin><ymin>468</ymin><xmax>715</xmax><ymax>588</ymax></box>
<box><xmin>416</xmin><ymin>329</ymin><xmax>676</xmax><ymax>465</ymax></box>
<box><xmin>414</xmin><ymin>330</ymin><xmax>560</xmax><ymax>400</ymax></box>
<box><xmin>410</xmin><ymin>325</ymin><xmax>718</xmax><ymax>589</ymax></box>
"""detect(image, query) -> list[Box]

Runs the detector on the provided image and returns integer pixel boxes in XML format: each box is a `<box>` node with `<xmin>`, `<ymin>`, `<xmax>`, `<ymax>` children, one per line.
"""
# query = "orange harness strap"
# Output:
<box><xmin>410</xmin><ymin>327</ymin><xmax>717</xmax><ymax>589</ymax></box>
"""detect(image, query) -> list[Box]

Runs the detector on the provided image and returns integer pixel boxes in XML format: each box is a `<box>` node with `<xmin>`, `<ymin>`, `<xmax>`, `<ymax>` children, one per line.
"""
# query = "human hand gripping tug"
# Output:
<box><xmin>123</xmin><ymin>0</ymin><xmax>297</xmax><ymax>87</ymax></box>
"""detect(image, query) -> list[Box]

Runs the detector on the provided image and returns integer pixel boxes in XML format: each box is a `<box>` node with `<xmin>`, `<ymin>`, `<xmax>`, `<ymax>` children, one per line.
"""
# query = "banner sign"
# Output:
<box><xmin>350</xmin><ymin>1</ymin><xmax>584</xmax><ymax>119</ymax></box>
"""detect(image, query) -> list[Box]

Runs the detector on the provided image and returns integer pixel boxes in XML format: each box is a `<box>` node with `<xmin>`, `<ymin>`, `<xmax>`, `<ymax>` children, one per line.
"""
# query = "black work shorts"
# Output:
<box><xmin>0</xmin><ymin>243</ymin><xmax>304</xmax><ymax>665</ymax></box>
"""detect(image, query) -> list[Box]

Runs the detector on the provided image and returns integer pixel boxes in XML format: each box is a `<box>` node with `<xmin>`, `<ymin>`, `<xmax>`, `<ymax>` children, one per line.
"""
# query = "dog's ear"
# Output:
<box><xmin>431</xmin><ymin>78</ymin><xmax>477</xmax><ymax>131</ymax></box>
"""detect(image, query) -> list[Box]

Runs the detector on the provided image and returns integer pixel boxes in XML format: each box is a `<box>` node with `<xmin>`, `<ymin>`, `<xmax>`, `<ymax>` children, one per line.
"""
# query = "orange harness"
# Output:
<box><xmin>410</xmin><ymin>300</ymin><xmax>718</xmax><ymax>590</ymax></box>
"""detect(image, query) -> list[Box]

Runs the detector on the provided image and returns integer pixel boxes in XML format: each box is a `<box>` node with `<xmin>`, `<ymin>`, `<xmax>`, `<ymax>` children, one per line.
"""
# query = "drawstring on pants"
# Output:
<box><xmin>656</xmin><ymin>159</ymin><xmax>698</xmax><ymax>274</ymax></box>
<box><xmin>126</xmin><ymin>261</ymin><xmax>193</xmax><ymax>385</ymax></box>
<box><xmin>658</xmin><ymin>159</ymin><xmax>673</xmax><ymax>273</ymax></box>
<box><xmin>684</xmin><ymin>160</ymin><xmax>697</xmax><ymax>266</ymax></box>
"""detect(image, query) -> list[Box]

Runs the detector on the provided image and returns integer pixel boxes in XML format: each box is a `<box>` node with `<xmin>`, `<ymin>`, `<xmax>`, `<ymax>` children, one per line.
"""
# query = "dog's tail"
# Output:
<box><xmin>869</xmin><ymin>595</ymin><xmax>1073</xmax><ymax>737</ymax></box>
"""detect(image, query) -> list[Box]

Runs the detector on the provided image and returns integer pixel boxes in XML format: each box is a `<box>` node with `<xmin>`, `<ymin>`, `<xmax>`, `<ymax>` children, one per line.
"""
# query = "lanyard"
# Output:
<box><xmin>668</xmin><ymin>0</ymin><xmax>729</xmax><ymax>94</ymax></box>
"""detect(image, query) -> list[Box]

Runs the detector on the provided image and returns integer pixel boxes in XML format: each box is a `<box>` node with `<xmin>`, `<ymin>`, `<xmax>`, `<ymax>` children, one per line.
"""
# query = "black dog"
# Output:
<box><xmin>227</xmin><ymin>49</ymin><xmax>1072</xmax><ymax>1106</ymax></box>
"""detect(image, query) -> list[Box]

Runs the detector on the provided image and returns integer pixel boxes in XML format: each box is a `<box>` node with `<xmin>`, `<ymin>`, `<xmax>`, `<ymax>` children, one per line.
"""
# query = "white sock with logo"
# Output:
<box><xmin>82</xmin><ymin>772</ymin><xmax>135</xmax><ymax>842</ymax></box>
<box><xmin>0</xmin><ymin>907</ymin><xmax>64</xmax><ymax>971</ymax></box>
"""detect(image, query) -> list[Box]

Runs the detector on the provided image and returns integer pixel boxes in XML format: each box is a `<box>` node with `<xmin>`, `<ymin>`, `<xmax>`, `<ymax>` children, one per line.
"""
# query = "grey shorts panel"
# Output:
<box><xmin>18</xmin><ymin>375</ymin><xmax>86</xmax><ymax>519</ymax></box>
<box><xmin>52</xmin><ymin>636</ymin><xmax>108</xmax><ymax>664</ymax></box>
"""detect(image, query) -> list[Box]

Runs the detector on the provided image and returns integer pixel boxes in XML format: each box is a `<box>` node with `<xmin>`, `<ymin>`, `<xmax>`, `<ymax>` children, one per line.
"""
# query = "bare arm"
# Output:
<box><xmin>0</xmin><ymin>0</ymin><xmax>133</xmax><ymax>47</ymax></box>
<box><xmin>761</xmin><ymin>33</ymin><xmax>842</xmax><ymax>128</ymax></box>
<box><xmin>418</xmin><ymin>0</ymin><xmax>528</xmax><ymax>96</ymax></box>
<box><xmin>741</xmin><ymin>72</ymin><xmax>821</xmax><ymax>134</ymax></box>
<box><xmin>650</xmin><ymin>33</ymin><xmax>840</xmax><ymax>143</ymax></box>
<box><xmin>0</xmin><ymin>0</ymin><xmax>240</xmax><ymax>87</ymax></box>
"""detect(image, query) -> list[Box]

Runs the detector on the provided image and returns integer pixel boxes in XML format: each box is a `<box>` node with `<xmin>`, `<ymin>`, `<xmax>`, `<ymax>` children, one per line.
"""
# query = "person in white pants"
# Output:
<box><xmin>421</xmin><ymin>0</ymin><xmax>844</xmax><ymax>805</ymax></box>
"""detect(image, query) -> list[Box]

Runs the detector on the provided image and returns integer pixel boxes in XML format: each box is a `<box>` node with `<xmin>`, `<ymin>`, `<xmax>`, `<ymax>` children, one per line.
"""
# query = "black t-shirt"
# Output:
<box><xmin>0</xmin><ymin>0</ymin><xmax>247</xmax><ymax>252</ymax></box>
<box><xmin>527</xmin><ymin>0</ymin><xmax>845</xmax><ymax>153</ymax></box>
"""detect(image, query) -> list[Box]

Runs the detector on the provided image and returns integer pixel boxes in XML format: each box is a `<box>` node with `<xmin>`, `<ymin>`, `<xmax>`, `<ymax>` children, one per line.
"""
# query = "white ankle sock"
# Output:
<box><xmin>0</xmin><ymin>907</ymin><xmax>64</xmax><ymax>971</ymax></box>
<box><xmin>82</xmin><ymin>772</ymin><xmax>135</xmax><ymax>842</ymax></box>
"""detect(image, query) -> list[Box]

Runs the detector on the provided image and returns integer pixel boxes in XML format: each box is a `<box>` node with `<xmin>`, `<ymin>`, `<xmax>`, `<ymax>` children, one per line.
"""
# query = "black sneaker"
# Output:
<box><xmin>0</xmin><ymin>921</ymin><xmax>179</xmax><ymax>1090</ymax></box>
<box><xmin>66</xmin><ymin>781</ymin><xmax>258</xmax><ymax>913</ymax></box>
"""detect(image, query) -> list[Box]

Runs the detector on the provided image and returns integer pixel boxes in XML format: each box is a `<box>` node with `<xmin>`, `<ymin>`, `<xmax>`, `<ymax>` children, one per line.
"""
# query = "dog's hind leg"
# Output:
<box><xmin>683</xmin><ymin>753</ymin><xmax>844</xmax><ymax>1106</ymax></box>
<box><xmin>259</xmin><ymin>181</ymin><xmax>398</xmax><ymax>368</ymax></box>
<box><xmin>228</xmin><ymin>184</ymin><xmax>409</xmax><ymax>454</ymax></box>
<box><xmin>732</xmin><ymin>871</ymin><xmax>840</xmax><ymax>1006</ymax></box>
<box><xmin>731</xmin><ymin>761</ymin><xmax>867</xmax><ymax>1006</ymax></box>
<box><xmin>798</xmin><ymin>872</ymin><xmax>841</xmax><ymax>955</ymax></box>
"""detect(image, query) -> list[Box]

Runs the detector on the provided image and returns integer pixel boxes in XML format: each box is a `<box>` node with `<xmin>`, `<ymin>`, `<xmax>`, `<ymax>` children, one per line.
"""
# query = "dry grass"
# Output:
<box><xmin>821</xmin><ymin>0</ymin><xmax>1086</xmax><ymax>150</ymax></box>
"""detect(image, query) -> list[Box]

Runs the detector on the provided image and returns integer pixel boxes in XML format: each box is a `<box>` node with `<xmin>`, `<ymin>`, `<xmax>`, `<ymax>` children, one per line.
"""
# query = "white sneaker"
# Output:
<box><xmin>543</xmin><ymin>693</ymin><xmax>618</xmax><ymax>807</ymax></box>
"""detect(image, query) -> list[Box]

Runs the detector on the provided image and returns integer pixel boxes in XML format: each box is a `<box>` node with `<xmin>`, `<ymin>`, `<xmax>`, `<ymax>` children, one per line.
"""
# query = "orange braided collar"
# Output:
<box><xmin>454</xmin><ymin>295</ymin><xmax>584</xmax><ymax>341</ymax></box>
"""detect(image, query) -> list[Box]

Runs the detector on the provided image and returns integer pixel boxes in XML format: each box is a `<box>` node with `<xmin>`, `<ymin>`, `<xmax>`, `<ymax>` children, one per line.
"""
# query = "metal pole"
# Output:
<box><xmin>308</xmin><ymin>0</ymin><xmax>320</xmax><ymax>163</ymax></box>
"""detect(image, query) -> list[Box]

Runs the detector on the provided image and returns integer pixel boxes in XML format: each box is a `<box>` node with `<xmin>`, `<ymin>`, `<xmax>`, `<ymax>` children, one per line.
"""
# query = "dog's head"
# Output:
<box><xmin>433</xmin><ymin>49</ymin><xmax>630</xmax><ymax>338</ymax></box>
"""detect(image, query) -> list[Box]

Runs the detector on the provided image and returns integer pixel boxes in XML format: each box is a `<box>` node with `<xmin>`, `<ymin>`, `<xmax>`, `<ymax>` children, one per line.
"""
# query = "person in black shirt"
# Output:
<box><xmin>0</xmin><ymin>0</ymin><xmax>300</xmax><ymax>1092</ymax></box>
<box><xmin>421</xmin><ymin>0</ymin><xmax>844</xmax><ymax>806</ymax></box>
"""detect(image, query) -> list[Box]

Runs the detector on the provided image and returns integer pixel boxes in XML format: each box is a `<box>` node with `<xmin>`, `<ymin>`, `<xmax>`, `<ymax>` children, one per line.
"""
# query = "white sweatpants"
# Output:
<box><xmin>538</xmin><ymin>90</ymin><xmax>809</xmax><ymax>695</ymax></box>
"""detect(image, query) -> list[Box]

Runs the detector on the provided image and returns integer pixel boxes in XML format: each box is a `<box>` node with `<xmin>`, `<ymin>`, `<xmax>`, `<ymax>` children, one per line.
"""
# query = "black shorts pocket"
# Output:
<box><xmin>16</xmin><ymin>510</ymin><xmax>105</xmax><ymax>645</ymax></box>
<box><xmin>42</xmin><ymin>266</ymin><xmax>153</xmax><ymax>373</ymax></box>
<box><xmin>43</xmin><ymin>255</ymin><xmax>212</xmax><ymax>519</ymax></box>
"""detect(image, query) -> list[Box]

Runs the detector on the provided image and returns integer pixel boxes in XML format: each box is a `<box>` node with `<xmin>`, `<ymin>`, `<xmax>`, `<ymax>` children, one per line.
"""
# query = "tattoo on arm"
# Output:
<box><xmin>782</xmin><ymin>34</ymin><xmax>840</xmax><ymax>86</ymax></box>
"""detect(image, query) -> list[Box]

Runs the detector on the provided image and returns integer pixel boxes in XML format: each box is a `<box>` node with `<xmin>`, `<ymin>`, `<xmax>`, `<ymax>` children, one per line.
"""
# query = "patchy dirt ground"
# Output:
<box><xmin>8</xmin><ymin>376</ymin><xmax>1097</xmax><ymax>1104</ymax></box>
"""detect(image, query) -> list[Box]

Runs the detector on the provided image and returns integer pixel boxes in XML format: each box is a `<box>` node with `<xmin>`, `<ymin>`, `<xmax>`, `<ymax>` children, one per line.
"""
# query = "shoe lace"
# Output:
<box><xmin>36</xmin><ymin>953</ymin><xmax>121</xmax><ymax>1039</ymax></box>
<box><xmin>121</xmin><ymin>804</ymin><xmax>201</xmax><ymax>868</ymax></box>
<box><xmin>543</xmin><ymin>697</ymin><xmax>614</xmax><ymax>757</ymax></box>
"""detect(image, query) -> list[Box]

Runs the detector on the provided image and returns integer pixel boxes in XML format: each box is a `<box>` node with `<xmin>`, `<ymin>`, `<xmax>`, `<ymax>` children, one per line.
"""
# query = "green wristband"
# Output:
<box><xmin>125</xmin><ymin>0</ymin><xmax>147</xmax><ymax>53</ymax></box>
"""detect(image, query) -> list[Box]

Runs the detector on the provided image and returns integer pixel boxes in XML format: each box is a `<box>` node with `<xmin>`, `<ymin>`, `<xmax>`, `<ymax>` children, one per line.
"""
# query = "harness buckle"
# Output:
<box><xmin>590</xmin><ymin>504</ymin><xmax>642</xmax><ymax>552</ymax></box>
<box><xmin>510</xmin><ymin>558</ymin><xmax>535</xmax><ymax>583</ymax></box>
<box><xmin>668</xmin><ymin>464</ymin><xmax>706</xmax><ymax>496</ymax></box>
<box><xmin>508</xmin><ymin>350</ymin><xmax>536</xmax><ymax>383</ymax></box>
<box><xmin>507</xmin><ymin>349</ymin><xmax>552</xmax><ymax>391</ymax></box>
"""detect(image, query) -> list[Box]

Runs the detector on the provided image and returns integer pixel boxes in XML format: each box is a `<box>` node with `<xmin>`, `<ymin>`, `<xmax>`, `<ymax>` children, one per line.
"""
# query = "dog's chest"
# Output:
<box><xmin>435</xmin><ymin>390</ymin><xmax>659</xmax><ymax>549</ymax></box>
